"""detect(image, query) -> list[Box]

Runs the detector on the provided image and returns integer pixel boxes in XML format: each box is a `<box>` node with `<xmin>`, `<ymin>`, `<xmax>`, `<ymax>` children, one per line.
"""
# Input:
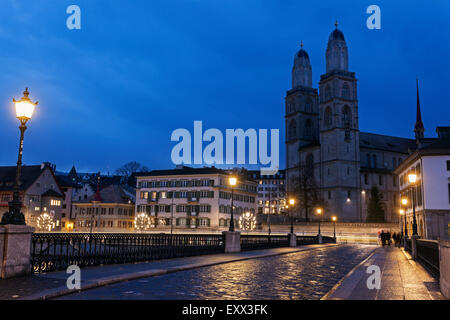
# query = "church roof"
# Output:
<box><xmin>359</xmin><ymin>132</ymin><xmax>416</xmax><ymax>153</ymax></box>
<box><xmin>329</xmin><ymin>28</ymin><xmax>345</xmax><ymax>41</ymax></box>
<box><xmin>297</xmin><ymin>49</ymin><xmax>309</xmax><ymax>60</ymax></box>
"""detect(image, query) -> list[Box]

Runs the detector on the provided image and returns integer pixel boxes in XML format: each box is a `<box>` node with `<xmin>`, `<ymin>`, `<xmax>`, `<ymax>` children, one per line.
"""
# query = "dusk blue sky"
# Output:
<box><xmin>0</xmin><ymin>0</ymin><xmax>449</xmax><ymax>174</ymax></box>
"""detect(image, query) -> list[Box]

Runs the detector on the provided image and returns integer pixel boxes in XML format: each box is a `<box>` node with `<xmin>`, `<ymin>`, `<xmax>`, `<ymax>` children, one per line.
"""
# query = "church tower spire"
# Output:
<box><xmin>414</xmin><ymin>78</ymin><xmax>424</xmax><ymax>140</ymax></box>
<box><xmin>292</xmin><ymin>41</ymin><xmax>312</xmax><ymax>88</ymax></box>
<box><xmin>325</xmin><ymin>22</ymin><xmax>348</xmax><ymax>72</ymax></box>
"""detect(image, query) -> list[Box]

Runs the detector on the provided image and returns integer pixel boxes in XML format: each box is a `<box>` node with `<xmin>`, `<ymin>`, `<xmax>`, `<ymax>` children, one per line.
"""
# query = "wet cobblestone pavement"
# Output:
<box><xmin>58</xmin><ymin>244</ymin><xmax>375</xmax><ymax>300</ymax></box>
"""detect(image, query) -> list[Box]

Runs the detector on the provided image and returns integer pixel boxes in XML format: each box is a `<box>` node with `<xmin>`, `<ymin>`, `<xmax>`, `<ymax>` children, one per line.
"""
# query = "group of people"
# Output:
<box><xmin>378</xmin><ymin>230</ymin><xmax>403</xmax><ymax>247</ymax></box>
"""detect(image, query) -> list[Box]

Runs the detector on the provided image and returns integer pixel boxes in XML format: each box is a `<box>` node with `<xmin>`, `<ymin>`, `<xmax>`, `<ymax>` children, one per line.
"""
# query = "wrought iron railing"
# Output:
<box><xmin>240</xmin><ymin>234</ymin><xmax>289</xmax><ymax>251</ymax></box>
<box><xmin>416</xmin><ymin>239</ymin><xmax>440</xmax><ymax>277</ymax></box>
<box><xmin>31</xmin><ymin>233</ymin><xmax>224</xmax><ymax>273</ymax></box>
<box><xmin>405</xmin><ymin>238</ymin><xmax>412</xmax><ymax>253</ymax></box>
<box><xmin>322</xmin><ymin>236</ymin><xmax>337</xmax><ymax>244</ymax></box>
<box><xmin>296</xmin><ymin>235</ymin><xmax>318</xmax><ymax>246</ymax></box>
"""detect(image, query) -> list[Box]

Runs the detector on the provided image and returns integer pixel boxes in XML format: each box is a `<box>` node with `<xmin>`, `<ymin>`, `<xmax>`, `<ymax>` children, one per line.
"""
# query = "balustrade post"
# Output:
<box><xmin>0</xmin><ymin>225</ymin><xmax>34</xmax><ymax>279</ymax></box>
<box><xmin>222</xmin><ymin>231</ymin><xmax>240</xmax><ymax>253</ymax></box>
<box><xmin>288</xmin><ymin>233</ymin><xmax>296</xmax><ymax>247</ymax></box>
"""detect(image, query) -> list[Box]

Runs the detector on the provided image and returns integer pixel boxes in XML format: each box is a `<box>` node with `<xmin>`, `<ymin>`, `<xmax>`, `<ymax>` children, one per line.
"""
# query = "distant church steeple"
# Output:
<box><xmin>292</xmin><ymin>41</ymin><xmax>312</xmax><ymax>88</ymax></box>
<box><xmin>326</xmin><ymin>21</ymin><xmax>348</xmax><ymax>72</ymax></box>
<box><xmin>414</xmin><ymin>78</ymin><xmax>425</xmax><ymax>140</ymax></box>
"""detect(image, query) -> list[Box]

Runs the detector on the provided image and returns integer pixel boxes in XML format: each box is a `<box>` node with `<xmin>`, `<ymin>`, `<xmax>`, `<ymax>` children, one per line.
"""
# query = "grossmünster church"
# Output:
<box><xmin>285</xmin><ymin>23</ymin><xmax>420</xmax><ymax>222</ymax></box>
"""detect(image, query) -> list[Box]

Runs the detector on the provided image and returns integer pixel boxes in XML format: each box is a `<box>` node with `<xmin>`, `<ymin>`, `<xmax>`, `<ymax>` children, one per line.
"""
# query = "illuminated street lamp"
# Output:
<box><xmin>332</xmin><ymin>216</ymin><xmax>337</xmax><ymax>239</ymax></box>
<box><xmin>1</xmin><ymin>88</ymin><xmax>38</xmax><ymax>225</ymax></box>
<box><xmin>408</xmin><ymin>173</ymin><xmax>418</xmax><ymax>236</ymax></box>
<box><xmin>316</xmin><ymin>207</ymin><xmax>323</xmax><ymax>235</ymax></box>
<box><xmin>401</xmin><ymin>198</ymin><xmax>408</xmax><ymax>238</ymax></box>
<box><xmin>289</xmin><ymin>198</ymin><xmax>295</xmax><ymax>233</ymax></box>
<box><xmin>229</xmin><ymin>177</ymin><xmax>237</xmax><ymax>232</ymax></box>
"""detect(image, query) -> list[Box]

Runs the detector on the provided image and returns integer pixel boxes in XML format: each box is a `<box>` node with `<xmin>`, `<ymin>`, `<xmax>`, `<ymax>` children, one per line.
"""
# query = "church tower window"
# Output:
<box><xmin>305</xmin><ymin>98</ymin><xmax>313</xmax><ymax>113</ymax></box>
<box><xmin>342</xmin><ymin>105</ymin><xmax>351</xmax><ymax>128</ymax></box>
<box><xmin>288</xmin><ymin>119</ymin><xmax>297</xmax><ymax>139</ymax></box>
<box><xmin>342</xmin><ymin>83</ymin><xmax>350</xmax><ymax>99</ymax></box>
<box><xmin>324</xmin><ymin>85</ymin><xmax>331</xmax><ymax>101</ymax></box>
<box><xmin>324</xmin><ymin>107</ymin><xmax>332</xmax><ymax>126</ymax></box>
<box><xmin>304</xmin><ymin>119</ymin><xmax>312</xmax><ymax>139</ymax></box>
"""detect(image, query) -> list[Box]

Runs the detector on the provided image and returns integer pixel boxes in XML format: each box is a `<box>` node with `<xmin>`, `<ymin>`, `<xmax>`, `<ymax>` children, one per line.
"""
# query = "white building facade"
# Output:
<box><xmin>395</xmin><ymin>128</ymin><xmax>450</xmax><ymax>240</ymax></box>
<box><xmin>135</xmin><ymin>167</ymin><xmax>257</xmax><ymax>231</ymax></box>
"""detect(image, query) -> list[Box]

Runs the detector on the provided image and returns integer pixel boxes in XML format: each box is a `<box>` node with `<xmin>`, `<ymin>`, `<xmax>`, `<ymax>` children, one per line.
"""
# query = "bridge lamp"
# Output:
<box><xmin>1</xmin><ymin>88</ymin><xmax>38</xmax><ymax>225</ymax></box>
<box><xmin>228</xmin><ymin>176</ymin><xmax>237</xmax><ymax>232</ymax></box>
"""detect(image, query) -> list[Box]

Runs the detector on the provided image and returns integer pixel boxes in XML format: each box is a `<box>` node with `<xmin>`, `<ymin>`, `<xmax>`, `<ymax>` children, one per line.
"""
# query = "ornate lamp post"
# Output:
<box><xmin>332</xmin><ymin>216</ymin><xmax>337</xmax><ymax>239</ymax></box>
<box><xmin>408</xmin><ymin>173</ymin><xmax>418</xmax><ymax>236</ymax></box>
<box><xmin>289</xmin><ymin>198</ymin><xmax>295</xmax><ymax>233</ymax></box>
<box><xmin>316</xmin><ymin>207</ymin><xmax>322</xmax><ymax>235</ymax></box>
<box><xmin>1</xmin><ymin>88</ymin><xmax>38</xmax><ymax>225</ymax></box>
<box><xmin>229</xmin><ymin>177</ymin><xmax>237</xmax><ymax>232</ymax></box>
<box><xmin>401</xmin><ymin>198</ymin><xmax>408</xmax><ymax>237</ymax></box>
<box><xmin>399</xmin><ymin>209</ymin><xmax>405</xmax><ymax>238</ymax></box>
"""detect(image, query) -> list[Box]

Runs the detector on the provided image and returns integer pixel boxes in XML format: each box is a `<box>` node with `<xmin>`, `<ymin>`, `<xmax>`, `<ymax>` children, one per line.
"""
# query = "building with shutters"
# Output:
<box><xmin>135</xmin><ymin>166</ymin><xmax>257</xmax><ymax>230</ymax></box>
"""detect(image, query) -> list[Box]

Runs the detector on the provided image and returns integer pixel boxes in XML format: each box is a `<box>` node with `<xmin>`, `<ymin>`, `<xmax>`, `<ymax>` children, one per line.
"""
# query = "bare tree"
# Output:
<box><xmin>115</xmin><ymin>161</ymin><xmax>149</xmax><ymax>178</ymax></box>
<box><xmin>291</xmin><ymin>162</ymin><xmax>323</xmax><ymax>221</ymax></box>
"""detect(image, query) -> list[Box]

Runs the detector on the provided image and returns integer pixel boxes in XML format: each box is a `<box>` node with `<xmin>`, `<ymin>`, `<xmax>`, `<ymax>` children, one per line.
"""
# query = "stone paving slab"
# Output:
<box><xmin>322</xmin><ymin>246</ymin><xmax>444</xmax><ymax>300</ymax></box>
<box><xmin>0</xmin><ymin>244</ymin><xmax>337</xmax><ymax>300</ymax></box>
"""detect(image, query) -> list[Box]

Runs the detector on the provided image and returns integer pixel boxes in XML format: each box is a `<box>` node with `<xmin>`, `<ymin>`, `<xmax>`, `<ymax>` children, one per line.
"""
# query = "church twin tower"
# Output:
<box><xmin>286</xmin><ymin>24</ymin><xmax>361</xmax><ymax>221</ymax></box>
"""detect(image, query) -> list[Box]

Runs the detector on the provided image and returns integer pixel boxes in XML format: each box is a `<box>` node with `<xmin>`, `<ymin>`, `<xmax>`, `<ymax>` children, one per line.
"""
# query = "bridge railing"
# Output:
<box><xmin>240</xmin><ymin>234</ymin><xmax>289</xmax><ymax>251</ymax></box>
<box><xmin>31</xmin><ymin>233</ymin><xmax>224</xmax><ymax>273</ymax></box>
<box><xmin>322</xmin><ymin>236</ymin><xmax>337</xmax><ymax>244</ymax></box>
<box><xmin>416</xmin><ymin>239</ymin><xmax>440</xmax><ymax>277</ymax></box>
<box><xmin>405</xmin><ymin>238</ymin><xmax>412</xmax><ymax>253</ymax></box>
<box><xmin>296</xmin><ymin>236</ymin><xmax>318</xmax><ymax>246</ymax></box>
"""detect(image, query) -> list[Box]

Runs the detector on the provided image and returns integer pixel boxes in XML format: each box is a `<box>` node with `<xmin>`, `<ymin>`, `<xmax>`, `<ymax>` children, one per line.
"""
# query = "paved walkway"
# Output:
<box><xmin>322</xmin><ymin>246</ymin><xmax>443</xmax><ymax>300</ymax></box>
<box><xmin>0</xmin><ymin>244</ymin><xmax>337</xmax><ymax>300</ymax></box>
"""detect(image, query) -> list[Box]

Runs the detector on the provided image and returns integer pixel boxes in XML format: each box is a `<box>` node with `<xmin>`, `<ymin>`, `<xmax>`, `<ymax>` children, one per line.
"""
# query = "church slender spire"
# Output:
<box><xmin>414</xmin><ymin>78</ymin><xmax>424</xmax><ymax>140</ymax></box>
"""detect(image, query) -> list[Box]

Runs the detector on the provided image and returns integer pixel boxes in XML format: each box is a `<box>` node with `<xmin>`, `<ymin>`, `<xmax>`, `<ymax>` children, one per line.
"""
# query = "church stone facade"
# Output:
<box><xmin>285</xmin><ymin>25</ymin><xmax>417</xmax><ymax>222</ymax></box>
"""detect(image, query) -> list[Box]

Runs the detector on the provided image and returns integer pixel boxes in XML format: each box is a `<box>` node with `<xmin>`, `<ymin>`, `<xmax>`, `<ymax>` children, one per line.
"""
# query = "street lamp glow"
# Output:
<box><xmin>399</xmin><ymin>209</ymin><xmax>405</xmax><ymax>215</ymax></box>
<box><xmin>316</xmin><ymin>208</ymin><xmax>322</xmax><ymax>215</ymax></box>
<box><xmin>401</xmin><ymin>198</ymin><xmax>407</xmax><ymax>205</ymax></box>
<box><xmin>289</xmin><ymin>198</ymin><xmax>295</xmax><ymax>205</ymax></box>
<box><xmin>13</xmin><ymin>88</ymin><xmax>38</xmax><ymax>122</ymax></box>
<box><xmin>332</xmin><ymin>216</ymin><xmax>337</xmax><ymax>222</ymax></box>
<box><xmin>229</xmin><ymin>177</ymin><xmax>237</xmax><ymax>186</ymax></box>
<box><xmin>408</xmin><ymin>173</ymin><xmax>417</xmax><ymax>184</ymax></box>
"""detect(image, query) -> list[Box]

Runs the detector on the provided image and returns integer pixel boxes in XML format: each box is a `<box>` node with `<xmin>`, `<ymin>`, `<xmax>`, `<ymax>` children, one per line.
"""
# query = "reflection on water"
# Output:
<box><xmin>60</xmin><ymin>244</ymin><xmax>375</xmax><ymax>300</ymax></box>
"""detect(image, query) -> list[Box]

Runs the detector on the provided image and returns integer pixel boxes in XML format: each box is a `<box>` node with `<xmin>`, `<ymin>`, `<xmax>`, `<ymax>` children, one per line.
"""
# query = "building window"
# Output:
<box><xmin>367</xmin><ymin>154</ymin><xmax>371</xmax><ymax>168</ymax></box>
<box><xmin>372</xmin><ymin>154</ymin><xmax>377</xmax><ymax>168</ymax></box>
<box><xmin>324</xmin><ymin>107</ymin><xmax>332</xmax><ymax>126</ymax></box>
<box><xmin>447</xmin><ymin>160</ymin><xmax>450</xmax><ymax>171</ymax></box>
<box><xmin>379</xmin><ymin>175</ymin><xmax>383</xmax><ymax>186</ymax></box>
<box><xmin>50</xmin><ymin>199</ymin><xmax>61</xmax><ymax>206</ymax></box>
<box><xmin>288</xmin><ymin>119</ymin><xmax>297</xmax><ymax>139</ymax></box>
<box><xmin>304</xmin><ymin>119</ymin><xmax>312</xmax><ymax>139</ymax></box>
<box><xmin>448</xmin><ymin>183</ymin><xmax>450</xmax><ymax>204</ymax></box>
<box><xmin>364</xmin><ymin>174</ymin><xmax>368</xmax><ymax>185</ymax></box>
<box><xmin>324</xmin><ymin>85</ymin><xmax>331</xmax><ymax>101</ymax></box>
<box><xmin>342</xmin><ymin>105</ymin><xmax>351</xmax><ymax>128</ymax></box>
<box><xmin>342</xmin><ymin>83</ymin><xmax>350</xmax><ymax>99</ymax></box>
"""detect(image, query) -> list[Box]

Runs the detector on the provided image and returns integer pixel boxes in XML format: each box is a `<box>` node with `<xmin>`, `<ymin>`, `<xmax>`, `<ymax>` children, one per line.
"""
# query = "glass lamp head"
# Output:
<box><xmin>229</xmin><ymin>177</ymin><xmax>237</xmax><ymax>186</ymax></box>
<box><xmin>14</xmin><ymin>88</ymin><xmax>38</xmax><ymax>122</ymax></box>
<box><xmin>408</xmin><ymin>173</ymin><xmax>417</xmax><ymax>184</ymax></box>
